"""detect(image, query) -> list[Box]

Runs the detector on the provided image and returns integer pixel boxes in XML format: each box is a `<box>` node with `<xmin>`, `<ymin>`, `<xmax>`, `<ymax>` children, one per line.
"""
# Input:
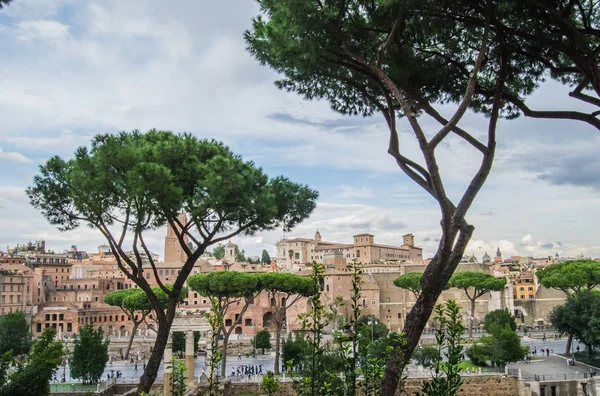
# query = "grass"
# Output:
<box><xmin>50</xmin><ymin>382</ymin><xmax>98</xmax><ymax>392</ymax></box>
<box><xmin>573</xmin><ymin>352</ymin><xmax>600</xmax><ymax>368</ymax></box>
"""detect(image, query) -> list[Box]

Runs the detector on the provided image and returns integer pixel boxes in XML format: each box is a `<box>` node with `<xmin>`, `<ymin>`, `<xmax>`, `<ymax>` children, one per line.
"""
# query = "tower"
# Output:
<box><xmin>224</xmin><ymin>241</ymin><xmax>237</xmax><ymax>262</ymax></box>
<box><xmin>402</xmin><ymin>233</ymin><xmax>415</xmax><ymax>247</ymax></box>
<box><xmin>164</xmin><ymin>212</ymin><xmax>189</xmax><ymax>263</ymax></box>
<box><xmin>314</xmin><ymin>230</ymin><xmax>322</xmax><ymax>242</ymax></box>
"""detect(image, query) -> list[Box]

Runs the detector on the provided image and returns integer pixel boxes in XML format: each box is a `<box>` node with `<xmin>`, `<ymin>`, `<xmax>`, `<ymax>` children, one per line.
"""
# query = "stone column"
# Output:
<box><xmin>185</xmin><ymin>330</ymin><xmax>195</xmax><ymax>386</ymax></box>
<box><xmin>163</xmin><ymin>332</ymin><xmax>173</xmax><ymax>396</ymax></box>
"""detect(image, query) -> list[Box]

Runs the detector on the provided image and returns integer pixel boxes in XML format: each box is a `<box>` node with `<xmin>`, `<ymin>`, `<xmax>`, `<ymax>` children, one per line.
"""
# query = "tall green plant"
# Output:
<box><xmin>294</xmin><ymin>262</ymin><xmax>342</xmax><ymax>396</ymax></box>
<box><xmin>205</xmin><ymin>297</ymin><xmax>223</xmax><ymax>396</ymax></box>
<box><xmin>168</xmin><ymin>357</ymin><xmax>187</xmax><ymax>396</ymax></box>
<box><xmin>417</xmin><ymin>301</ymin><xmax>465</xmax><ymax>396</ymax></box>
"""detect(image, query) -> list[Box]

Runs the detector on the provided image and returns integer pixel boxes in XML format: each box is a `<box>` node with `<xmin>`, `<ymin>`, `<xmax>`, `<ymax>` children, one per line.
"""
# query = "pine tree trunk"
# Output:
<box><xmin>566</xmin><ymin>333</ymin><xmax>573</xmax><ymax>355</ymax></box>
<box><xmin>221</xmin><ymin>332</ymin><xmax>229</xmax><ymax>376</ymax></box>
<box><xmin>380</xmin><ymin>224</ymin><xmax>473</xmax><ymax>395</ymax></box>
<box><xmin>124</xmin><ymin>321</ymin><xmax>140</xmax><ymax>360</ymax></box>
<box><xmin>469</xmin><ymin>298</ymin><xmax>476</xmax><ymax>340</ymax></box>
<box><xmin>137</xmin><ymin>305</ymin><xmax>177</xmax><ymax>394</ymax></box>
<box><xmin>274</xmin><ymin>325</ymin><xmax>282</xmax><ymax>375</ymax></box>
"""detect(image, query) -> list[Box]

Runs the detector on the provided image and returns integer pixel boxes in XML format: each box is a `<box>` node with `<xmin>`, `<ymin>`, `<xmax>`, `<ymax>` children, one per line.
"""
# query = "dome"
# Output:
<box><xmin>482</xmin><ymin>252</ymin><xmax>491</xmax><ymax>262</ymax></box>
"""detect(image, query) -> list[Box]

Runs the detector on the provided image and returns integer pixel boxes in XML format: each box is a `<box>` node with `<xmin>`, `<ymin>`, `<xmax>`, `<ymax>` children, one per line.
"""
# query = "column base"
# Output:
<box><xmin>186</xmin><ymin>355</ymin><xmax>195</xmax><ymax>385</ymax></box>
<box><xmin>163</xmin><ymin>372</ymin><xmax>173</xmax><ymax>396</ymax></box>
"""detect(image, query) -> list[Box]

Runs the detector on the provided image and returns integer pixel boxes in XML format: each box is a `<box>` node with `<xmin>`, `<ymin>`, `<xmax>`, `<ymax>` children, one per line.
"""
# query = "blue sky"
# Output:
<box><xmin>1</xmin><ymin>0</ymin><xmax>599</xmax><ymax>260</ymax></box>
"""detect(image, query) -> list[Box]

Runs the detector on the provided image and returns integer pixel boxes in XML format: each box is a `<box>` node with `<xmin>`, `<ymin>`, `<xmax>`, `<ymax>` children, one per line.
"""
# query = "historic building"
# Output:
<box><xmin>275</xmin><ymin>231</ymin><xmax>423</xmax><ymax>270</ymax></box>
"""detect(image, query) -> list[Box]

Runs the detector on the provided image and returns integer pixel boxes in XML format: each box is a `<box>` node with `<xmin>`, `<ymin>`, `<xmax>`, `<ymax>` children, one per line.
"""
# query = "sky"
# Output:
<box><xmin>0</xmin><ymin>0</ymin><xmax>599</xmax><ymax>261</ymax></box>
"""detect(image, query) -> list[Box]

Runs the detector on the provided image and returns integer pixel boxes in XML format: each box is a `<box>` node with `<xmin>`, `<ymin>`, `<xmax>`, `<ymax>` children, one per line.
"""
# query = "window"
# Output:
<box><xmin>245</xmin><ymin>318</ymin><xmax>252</xmax><ymax>326</ymax></box>
<box><xmin>356</xmin><ymin>250</ymin><xmax>360</xmax><ymax>257</ymax></box>
<box><xmin>387</xmin><ymin>297</ymin><xmax>391</xmax><ymax>302</ymax></box>
<box><xmin>146</xmin><ymin>273</ymin><xmax>150</xmax><ymax>279</ymax></box>
<box><xmin>159</xmin><ymin>270</ymin><xmax>163</xmax><ymax>275</ymax></box>
<box><xmin>36</xmin><ymin>323</ymin><xmax>42</xmax><ymax>332</ymax></box>
<box><xmin>397</xmin><ymin>313</ymin><xmax>401</xmax><ymax>319</ymax></box>
<box><xmin>59</xmin><ymin>314</ymin><xmax>64</xmax><ymax>321</ymax></box>
<box><xmin>519</xmin><ymin>287</ymin><xmax>525</xmax><ymax>291</ymax></box>
<box><xmin>225</xmin><ymin>319</ymin><xmax>232</xmax><ymax>326</ymax></box>
<box><xmin>371</xmin><ymin>298</ymin><xmax>376</xmax><ymax>305</ymax></box>
<box><xmin>337</xmin><ymin>286</ymin><xmax>342</xmax><ymax>292</ymax></box>
<box><xmin>528</xmin><ymin>287</ymin><xmax>533</xmax><ymax>291</ymax></box>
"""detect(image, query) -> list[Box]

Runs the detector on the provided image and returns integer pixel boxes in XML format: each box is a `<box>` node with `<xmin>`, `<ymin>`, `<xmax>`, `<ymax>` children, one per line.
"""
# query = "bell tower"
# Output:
<box><xmin>164</xmin><ymin>212</ymin><xmax>189</xmax><ymax>263</ymax></box>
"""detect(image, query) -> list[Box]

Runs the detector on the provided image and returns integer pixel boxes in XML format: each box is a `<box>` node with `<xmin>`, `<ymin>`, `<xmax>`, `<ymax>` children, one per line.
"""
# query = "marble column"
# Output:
<box><xmin>185</xmin><ymin>330</ymin><xmax>195</xmax><ymax>385</ymax></box>
<box><xmin>163</xmin><ymin>332</ymin><xmax>173</xmax><ymax>396</ymax></box>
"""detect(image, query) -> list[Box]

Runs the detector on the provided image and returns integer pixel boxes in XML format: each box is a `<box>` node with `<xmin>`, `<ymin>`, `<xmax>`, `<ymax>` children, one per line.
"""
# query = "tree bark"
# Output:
<box><xmin>137</xmin><ymin>300</ymin><xmax>177</xmax><ymax>394</ymax></box>
<box><xmin>380</xmin><ymin>223</ymin><xmax>473</xmax><ymax>395</ymax></box>
<box><xmin>221</xmin><ymin>332</ymin><xmax>230</xmax><ymax>376</ymax></box>
<box><xmin>566</xmin><ymin>333</ymin><xmax>573</xmax><ymax>356</ymax></box>
<box><xmin>274</xmin><ymin>323</ymin><xmax>282</xmax><ymax>375</ymax></box>
<box><xmin>469</xmin><ymin>298</ymin><xmax>476</xmax><ymax>340</ymax></box>
<box><xmin>124</xmin><ymin>321</ymin><xmax>140</xmax><ymax>360</ymax></box>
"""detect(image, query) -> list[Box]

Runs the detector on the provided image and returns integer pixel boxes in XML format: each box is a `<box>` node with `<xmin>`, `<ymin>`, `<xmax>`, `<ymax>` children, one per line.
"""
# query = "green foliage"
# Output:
<box><xmin>293</xmin><ymin>262</ymin><xmax>344</xmax><ymax>396</ymax></box>
<box><xmin>261</xmin><ymin>250</ymin><xmax>272</xmax><ymax>265</ymax></box>
<box><xmin>254</xmin><ymin>329</ymin><xmax>272</xmax><ymax>354</ymax></box>
<box><xmin>172</xmin><ymin>332</ymin><xmax>200</xmax><ymax>358</ymax></box>
<box><xmin>187</xmin><ymin>271</ymin><xmax>262</xmax><ymax>300</ymax></box>
<box><xmin>234</xmin><ymin>246</ymin><xmax>246</xmax><ymax>262</ymax></box>
<box><xmin>0</xmin><ymin>327</ymin><xmax>63</xmax><ymax>396</ymax></box>
<box><xmin>467</xmin><ymin>330</ymin><xmax>525</xmax><ymax>368</ymax></box>
<box><xmin>282</xmin><ymin>333</ymin><xmax>309</xmax><ymax>370</ymax></box>
<box><xmin>448</xmin><ymin>272</ymin><xmax>506</xmax><ymax>338</ymax></box>
<box><xmin>213</xmin><ymin>244</ymin><xmax>225</xmax><ymax>260</ymax></box>
<box><xmin>448</xmin><ymin>272</ymin><xmax>507</xmax><ymax>294</ymax></box>
<box><xmin>168</xmin><ymin>357</ymin><xmax>187</xmax><ymax>396</ymax></box>
<box><xmin>412</xmin><ymin>345</ymin><xmax>440</xmax><ymax>367</ymax></box>
<box><xmin>393</xmin><ymin>272</ymin><xmax>423</xmax><ymax>298</ymax></box>
<box><xmin>537</xmin><ymin>260</ymin><xmax>600</xmax><ymax>295</ymax></box>
<box><xmin>467</xmin><ymin>308</ymin><xmax>525</xmax><ymax>368</ymax></box>
<box><xmin>70</xmin><ymin>325</ymin><xmax>109</xmax><ymax>384</ymax></box>
<box><xmin>484</xmin><ymin>309</ymin><xmax>517</xmax><ymax>335</ymax></box>
<box><xmin>260</xmin><ymin>371</ymin><xmax>280</xmax><ymax>396</ymax></box>
<box><xmin>0</xmin><ymin>311</ymin><xmax>32</xmax><ymax>356</ymax></box>
<box><xmin>417</xmin><ymin>301</ymin><xmax>465</xmax><ymax>396</ymax></box>
<box><xmin>550</xmin><ymin>289</ymin><xmax>600</xmax><ymax>359</ymax></box>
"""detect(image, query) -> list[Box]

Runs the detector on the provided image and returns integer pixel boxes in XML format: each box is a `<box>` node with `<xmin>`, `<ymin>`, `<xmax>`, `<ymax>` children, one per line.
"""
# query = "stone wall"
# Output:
<box><xmin>187</xmin><ymin>375</ymin><xmax>520</xmax><ymax>396</ymax></box>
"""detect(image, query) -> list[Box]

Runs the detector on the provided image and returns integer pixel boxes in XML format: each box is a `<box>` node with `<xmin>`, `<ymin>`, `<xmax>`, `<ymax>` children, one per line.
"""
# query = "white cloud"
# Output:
<box><xmin>0</xmin><ymin>147</ymin><xmax>33</xmax><ymax>163</ymax></box>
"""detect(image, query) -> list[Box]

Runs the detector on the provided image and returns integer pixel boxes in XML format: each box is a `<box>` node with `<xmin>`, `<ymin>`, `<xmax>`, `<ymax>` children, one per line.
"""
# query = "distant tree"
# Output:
<box><xmin>70</xmin><ymin>325</ymin><xmax>109</xmax><ymax>384</ymax></box>
<box><xmin>467</xmin><ymin>329</ymin><xmax>525</xmax><ymax>368</ymax></box>
<box><xmin>261</xmin><ymin>249</ymin><xmax>272</xmax><ymax>265</ymax></box>
<box><xmin>254</xmin><ymin>329</ymin><xmax>272</xmax><ymax>354</ymax></box>
<box><xmin>282</xmin><ymin>333</ymin><xmax>309</xmax><ymax>370</ymax></box>
<box><xmin>234</xmin><ymin>246</ymin><xmax>246</xmax><ymax>262</ymax></box>
<box><xmin>412</xmin><ymin>345</ymin><xmax>439</xmax><ymax>367</ymax></box>
<box><xmin>0</xmin><ymin>311</ymin><xmax>32</xmax><ymax>356</ymax></box>
<box><xmin>483</xmin><ymin>309</ymin><xmax>517</xmax><ymax>334</ymax></box>
<box><xmin>537</xmin><ymin>260</ymin><xmax>600</xmax><ymax>295</ymax></box>
<box><xmin>187</xmin><ymin>271</ymin><xmax>263</xmax><ymax>375</ymax></box>
<box><xmin>393</xmin><ymin>272</ymin><xmax>423</xmax><ymax>299</ymax></box>
<box><xmin>104</xmin><ymin>285</ymin><xmax>184</xmax><ymax>359</ymax></box>
<box><xmin>27</xmin><ymin>130</ymin><xmax>318</xmax><ymax>393</ymax></box>
<box><xmin>212</xmin><ymin>245</ymin><xmax>225</xmax><ymax>260</ymax></box>
<box><xmin>259</xmin><ymin>271</ymin><xmax>316</xmax><ymax>374</ymax></box>
<box><xmin>448</xmin><ymin>272</ymin><xmax>506</xmax><ymax>339</ymax></box>
<box><xmin>0</xmin><ymin>327</ymin><xmax>63</xmax><ymax>396</ymax></box>
<box><xmin>537</xmin><ymin>259</ymin><xmax>600</xmax><ymax>353</ymax></box>
<box><xmin>550</xmin><ymin>290</ymin><xmax>600</xmax><ymax>359</ymax></box>
<box><xmin>172</xmin><ymin>331</ymin><xmax>200</xmax><ymax>358</ymax></box>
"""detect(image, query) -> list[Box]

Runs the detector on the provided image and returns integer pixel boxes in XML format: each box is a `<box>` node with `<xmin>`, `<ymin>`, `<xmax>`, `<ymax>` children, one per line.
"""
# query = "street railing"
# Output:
<box><xmin>522</xmin><ymin>373</ymin><xmax>589</xmax><ymax>382</ymax></box>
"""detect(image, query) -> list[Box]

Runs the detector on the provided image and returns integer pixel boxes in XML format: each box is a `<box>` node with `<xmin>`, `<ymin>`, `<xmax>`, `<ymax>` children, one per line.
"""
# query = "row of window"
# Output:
<box><xmin>1</xmin><ymin>295</ymin><xmax>23</xmax><ymax>304</ymax></box>
<box><xmin>1</xmin><ymin>284</ymin><xmax>24</xmax><ymax>292</ymax></box>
